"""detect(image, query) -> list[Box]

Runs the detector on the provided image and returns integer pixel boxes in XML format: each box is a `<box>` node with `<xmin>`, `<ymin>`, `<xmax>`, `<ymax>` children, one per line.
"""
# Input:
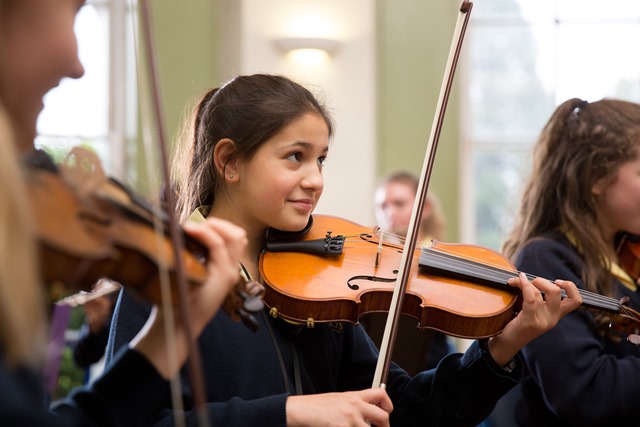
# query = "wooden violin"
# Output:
<box><xmin>260</xmin><ymin>214</ymin><xmax>640</xmax><ymax>339</ymax></box>
<box><xmin>617</xmin><ymin>233</ymin><xmax>640</xmax><ymax>284</ymax></box>
<box><xmin>25</xmin><ymin>147</ymin><xmax>263</xmax><ymax>331</ymax></box>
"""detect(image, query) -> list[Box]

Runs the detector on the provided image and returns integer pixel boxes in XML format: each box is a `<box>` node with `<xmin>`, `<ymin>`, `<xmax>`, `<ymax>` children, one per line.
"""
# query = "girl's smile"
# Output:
<box><xmin>289</xmin><ymin>198</ymin><xmax>315</xmax><ymax>213</ymax></box>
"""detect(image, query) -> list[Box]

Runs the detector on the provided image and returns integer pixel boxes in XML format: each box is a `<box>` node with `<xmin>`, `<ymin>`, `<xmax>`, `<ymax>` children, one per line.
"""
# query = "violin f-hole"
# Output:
<box><xmin>347</xmin><ymin>275</ymin><xmax>396</xmax><ymax>290</ymax></box>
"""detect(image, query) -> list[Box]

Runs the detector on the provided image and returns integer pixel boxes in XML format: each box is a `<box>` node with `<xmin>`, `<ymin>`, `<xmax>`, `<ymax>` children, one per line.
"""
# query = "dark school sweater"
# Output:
<box><xmin>512</xmin><ymin>233</ymin><xmax>640</xmax><ymax>426</ymax></box>
<box><xmin>108</xmin><ymin>288</ymin><xmax>522</xmax><ymax>427</ymax></box>
<box><xmin>0</xmin><ymin>347</ymin><xmax>171</xmax><ymax>426</ymax></box>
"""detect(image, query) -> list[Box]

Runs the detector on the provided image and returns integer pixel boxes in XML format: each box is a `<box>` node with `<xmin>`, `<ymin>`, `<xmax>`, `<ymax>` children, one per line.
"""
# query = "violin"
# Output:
<box><xmin>260</xmin><ymin>214</ymin><xmax>640</xmax><ymax>340</ymax></box>
<box><xmin>25</xmin><ymin>148</ymin><xmax>263</xmax><ymax>331</ymax></box>
<box><xmin>617</xmin><ymin>233</ymin><xmax>640</xmax><ymax>283</ymax></box>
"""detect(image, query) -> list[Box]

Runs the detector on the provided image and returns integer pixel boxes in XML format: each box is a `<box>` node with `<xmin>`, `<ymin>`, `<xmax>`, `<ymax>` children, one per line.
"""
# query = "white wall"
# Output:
<box><xmin>219</xmin><ymin>0</ymin><xmax>377</xmax><ymax>226</ymax></box>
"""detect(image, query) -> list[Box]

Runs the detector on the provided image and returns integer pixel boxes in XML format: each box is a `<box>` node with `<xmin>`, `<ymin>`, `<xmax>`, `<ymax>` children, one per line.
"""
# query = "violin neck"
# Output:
<box><xmin>419</xmin><ymin>247</ymin><xmax>624</xmax><ymax>316</ymax></box>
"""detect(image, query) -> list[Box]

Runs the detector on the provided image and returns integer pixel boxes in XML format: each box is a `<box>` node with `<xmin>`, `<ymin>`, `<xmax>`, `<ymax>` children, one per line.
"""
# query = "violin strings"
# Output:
<box><xmin>359</xmin><ymin>238</ymin><xmax>621</xmax><ymax>312</ymax></box>
<box><xmin>376</xmin><ymin>230</ymin><xmax>434</xmax><ymax>249</ymax></box>
<box><xmin>618</xmin><ymin>304</ymin><xmax>640</xmax><ymax>322</ymax></box>
<box><xmin>324</xmin><ymin>230</ymin><xmax>428</xmax><ymax>249</ymax></box>
<box><xmin>323</xmin><ymin>232</ymin><xmax>624</xmax><ymax>314</ymax></box>
<box><xmin>423</xmin><ymin>247</ymin><xmax>623</xmax><ymax>312</ymax></box>
<box><xmin>432</xmin><ymin>248</ymin><xmax>621</xmax><ymax>310</ymax></box>
<box><xmin>339</xmin><ymin>231</ymin><xmax>429</xmax><ymax>253</ymax></box>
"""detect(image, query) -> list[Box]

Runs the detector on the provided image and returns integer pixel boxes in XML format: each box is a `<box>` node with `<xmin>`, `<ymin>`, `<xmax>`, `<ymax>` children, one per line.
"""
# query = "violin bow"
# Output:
<box><xmin>371</xmin><ymin>0</ymin><xmax>473</xmax><ymax>389</ymax></box>
<box><xmin>138</xmin><ymin>1</ymin><xmax>210</xmax><ymax>425</ymax></box>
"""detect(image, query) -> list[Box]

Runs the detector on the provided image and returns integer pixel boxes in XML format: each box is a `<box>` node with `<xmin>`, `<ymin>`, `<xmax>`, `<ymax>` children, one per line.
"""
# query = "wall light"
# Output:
<box><xmin>273</xmin><ymin>37</ymin><xmax>341</xmax><ymax>55</ymax></box>
<box><xmin>273</xmin><ymin>37</ymin><xmax>340</xmax><ymax>63</ymax></box>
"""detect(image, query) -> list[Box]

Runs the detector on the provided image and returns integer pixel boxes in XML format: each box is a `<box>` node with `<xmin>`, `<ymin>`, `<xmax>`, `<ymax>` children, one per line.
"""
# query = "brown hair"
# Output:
<box><xmin>503</xmin><ymin>98</ymin><xmax>640</xmax><ymax>297</ymax></box>
<box><xmin>173</xmin><ymin>74</ymin><xmax>334</xmax><ymax>222</ymax></box>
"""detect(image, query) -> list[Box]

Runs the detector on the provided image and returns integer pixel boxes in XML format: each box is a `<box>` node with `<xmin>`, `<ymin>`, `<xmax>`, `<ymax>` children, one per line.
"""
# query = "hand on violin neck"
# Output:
<box><xmin>180</xmin><ymin>217</ymin><xmax>248</xmax><ymax>332</ymax></box>
<box><xmin>487</xmin><ymin>274</ymin><xmax>582</xmax><ymax>366</ymax></box>
<box><xmin>130</xmin><ymin>217</ymin><xmax>248</xmax><ymax>379</ymax></box>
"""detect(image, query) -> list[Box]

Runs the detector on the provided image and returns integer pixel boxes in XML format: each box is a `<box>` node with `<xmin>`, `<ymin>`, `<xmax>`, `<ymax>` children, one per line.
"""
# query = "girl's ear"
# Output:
<box><xmin>213</xmin><ymin>138</ymin><xmax>239</xmax><ymax>182</ymax></box>
<box><xmin>592</xmin><ymin>178</ymin><xmax>606</xmax><ymax>197</ymax></box>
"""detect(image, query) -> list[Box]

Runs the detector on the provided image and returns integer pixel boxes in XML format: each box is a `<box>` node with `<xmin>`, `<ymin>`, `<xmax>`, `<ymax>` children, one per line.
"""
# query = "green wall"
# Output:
<box><xmin>150</xmin><ymin>0</ymin><xmax>219</xmax><ymax>140</ymax></box>
<box><xmin>376</xmin><ymin>0</ymin><xmax>461</xmax><ymax>241</ymax></box>
<box><xmin>134</xmin><ymin>0</ymin><xmax>221</xmax><ymax>195</ymax></box>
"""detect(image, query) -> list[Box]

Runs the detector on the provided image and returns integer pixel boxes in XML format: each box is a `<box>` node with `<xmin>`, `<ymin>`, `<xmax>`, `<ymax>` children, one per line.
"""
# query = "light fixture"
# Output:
<box><xmin>273</xmin><ymin>37</ymin><xmax>341</xmax><ymax>56</ymax></box>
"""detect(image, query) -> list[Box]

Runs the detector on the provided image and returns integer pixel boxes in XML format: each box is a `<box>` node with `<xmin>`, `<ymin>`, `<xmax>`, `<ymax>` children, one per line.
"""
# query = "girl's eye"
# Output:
<box><xmin>318</xmin><ymin>156</ymin><xmax>327</xmax><ymax>166</ymax></box>
<box><xmin>286</xmin><ymin>152</ymin><xmax>302</xmax><ymax>162</ymax></box>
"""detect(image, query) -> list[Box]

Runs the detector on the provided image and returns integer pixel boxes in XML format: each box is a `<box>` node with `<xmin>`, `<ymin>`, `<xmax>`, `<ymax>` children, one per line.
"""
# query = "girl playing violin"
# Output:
<box><xmin>109</xmin><ymin>73</ymin><xmax>582</xmax><ymax>427</ymax></box>
<box><xmin>501</xmin><ymin>98</ymin><xmax>640</xmax><ymax>426</ymax></box>
<box><xmin>0</xmin><ymin>0</ymin><xmax>247</xmax><ymax>424</ymax></box>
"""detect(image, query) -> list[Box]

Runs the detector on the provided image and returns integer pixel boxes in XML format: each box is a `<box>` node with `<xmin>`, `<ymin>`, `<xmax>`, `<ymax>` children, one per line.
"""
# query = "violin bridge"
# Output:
<box><xmin>375</xmin><ymin>239</ymin><xmax>383</xmax><ymax>268</ymax></box>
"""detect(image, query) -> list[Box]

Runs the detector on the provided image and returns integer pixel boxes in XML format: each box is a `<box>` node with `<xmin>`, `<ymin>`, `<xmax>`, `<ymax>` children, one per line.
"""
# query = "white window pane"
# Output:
<box><xmin>36</xmin><ymin>5</ymin><xmax>109</xmax><ymax>147</ymax></box>
<box><xmin>472</xmin><ymin>150</ymin><xmax>530</xmax><ymax>250</ymax></box>
<box><xmin>556</xmin><ymin>23</ymin><xmax>640</xmax><ymax>103</ymax></box>
<box><xmin>473</xmin><ymin>0</ymin><xmax>553</xmax><ymax>21</ymax></box>
<box><xmin>557</xmin><ymin>0</ymin><xmax>640</xmax><ymax>21</ymax></box>
<box><xmin>468</xmin><ymin>24</ymin><xmax>555</xmax><ymax>140</ymax></box>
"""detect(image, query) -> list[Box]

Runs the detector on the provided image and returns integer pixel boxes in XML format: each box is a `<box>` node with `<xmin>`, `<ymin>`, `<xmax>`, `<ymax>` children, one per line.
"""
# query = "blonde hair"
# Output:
<box><xmin>0</xmin><ymin>105</ymin><xmax>46</xmax><ymax>368</ymax></box>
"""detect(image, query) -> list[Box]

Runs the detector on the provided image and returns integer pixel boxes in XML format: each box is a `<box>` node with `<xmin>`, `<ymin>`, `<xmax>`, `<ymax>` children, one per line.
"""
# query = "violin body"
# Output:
<box><xmin>26</xmin><ymin>165</ymin><xmax>208</xmax><ymax>303</ymax></box>
<box><xmin>25</xmin><ymin>151</ymin><xmax>262</xmax><ymax>330</ymax></box>
<box><xmin>260</xmin><ymin>215</ymin><xmax>520</xmax><ymax>339</ymax></box>
<box><xmin>617</xmin><ymin>233</ymin><xmax>640</xmax><ymax>283</ymax></box>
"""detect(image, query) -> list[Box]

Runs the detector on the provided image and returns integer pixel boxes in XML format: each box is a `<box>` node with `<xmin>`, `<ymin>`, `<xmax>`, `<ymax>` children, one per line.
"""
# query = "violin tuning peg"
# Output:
<box><xmin>243</xmin><ymin>294</ymin><xmax>264</xmax><ymax>314</ymax></box>
<box><xmin>238</xmin><ymin>279</ymin><xmax>264</xmax><ymax>313</ymax></box>
<box><xmin>245</xmin><ymin>280</ymin><xmax>265</xmax><ymax>298</ymax></box>
<box><xmin>627</xmin><ymin>334</ymin><xmax>640</xmax><ymax>346</ymax></box>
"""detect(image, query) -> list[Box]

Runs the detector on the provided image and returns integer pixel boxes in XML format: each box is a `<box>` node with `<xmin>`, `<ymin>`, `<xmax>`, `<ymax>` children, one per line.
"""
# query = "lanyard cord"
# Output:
<box><xmin>242</xmin><ymin>262</ymin><xmax>303</xmax><ymax>396</ymax></box>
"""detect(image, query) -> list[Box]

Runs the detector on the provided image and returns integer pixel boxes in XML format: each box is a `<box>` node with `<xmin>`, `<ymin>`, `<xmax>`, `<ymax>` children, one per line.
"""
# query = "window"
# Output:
<box><xmin>463</xmin><ymin>0</ymin><xmax>640</xmax><ymax>250</ymax></box>
<box><xmin>36</xmin><ymin>0</ymin><xmax>136</xmax><ymax>181</ymax></box>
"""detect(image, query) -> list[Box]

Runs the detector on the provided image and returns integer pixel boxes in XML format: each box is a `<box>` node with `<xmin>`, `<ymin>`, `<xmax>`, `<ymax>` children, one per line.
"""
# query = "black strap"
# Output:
<box><xmin>290</xmin><ymin>340</ymin><xmax>303</xmax><ymax>395</ymax></box>
<box><xmin>246</xmin><ymin>262</ymin><xmax>303</xmax><ymax>395</ymax></box>
<box><xmin>262</xmin><ymin>310</ymin><xmax>295</xmax><ymax>394</ymax></box>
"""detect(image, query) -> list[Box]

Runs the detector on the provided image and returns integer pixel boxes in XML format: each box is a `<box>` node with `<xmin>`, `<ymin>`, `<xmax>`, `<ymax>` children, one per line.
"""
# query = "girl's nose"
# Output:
<box><xmin>67</xmin><ymin>32</ymin><xmax>85</xmax><ymax>80</ymax></box>
<box><xmin>302</xmin><ymin>166</ymin><xmax>324</xmax><ymax>191</ymax></box>
<box><xmin>68</xmin><ymin>56</ymin><xmax>85</xmax><ymax>80</ymax></box>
